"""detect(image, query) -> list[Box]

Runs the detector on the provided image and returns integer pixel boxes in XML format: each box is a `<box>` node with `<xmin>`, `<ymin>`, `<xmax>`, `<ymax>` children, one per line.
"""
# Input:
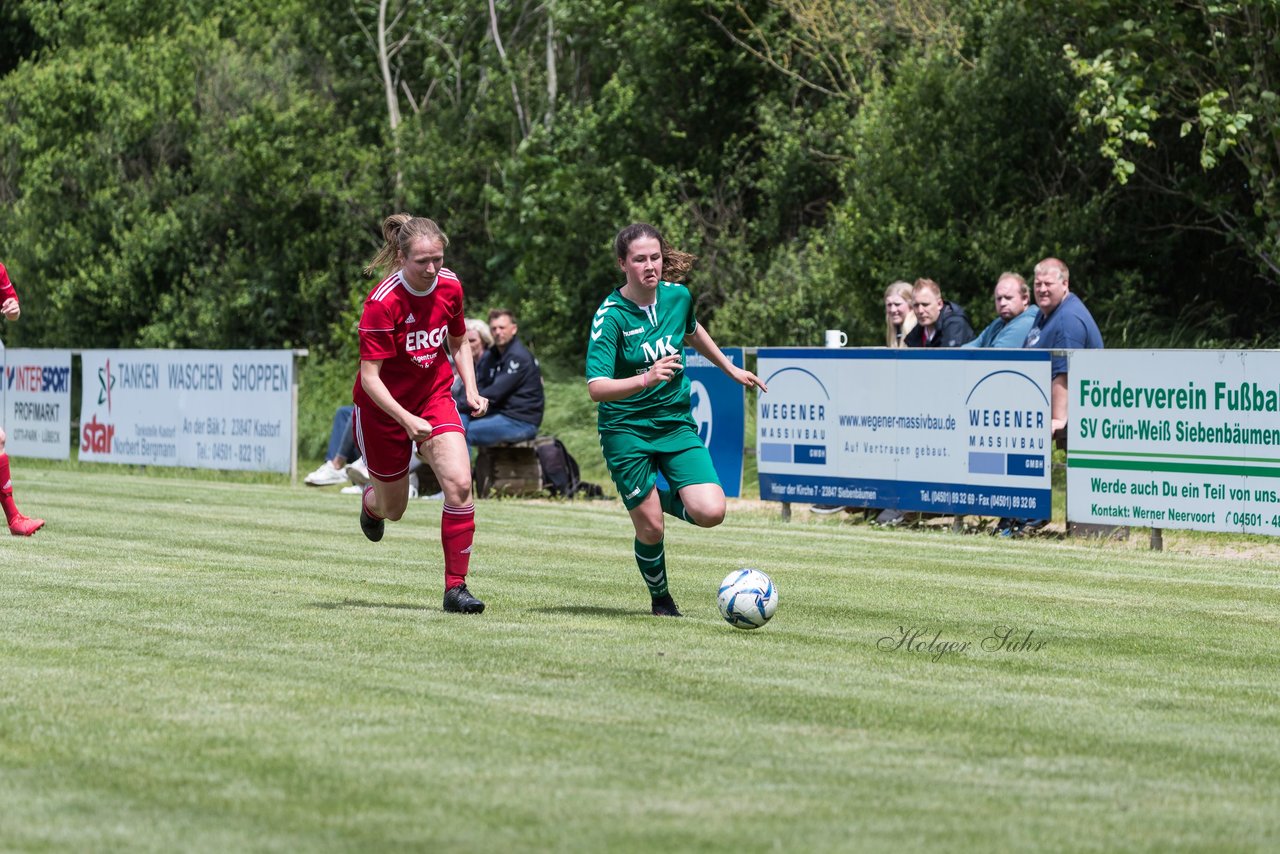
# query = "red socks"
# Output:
<box><xmin>441</xmin><ymin>503</ymin><xmax>475</xmax><ymax>590</ymax></box>
<box><xmin>0</xmin><ymin>452</ymin><xmax>19</xmax><ymax>524</ymax></box>
<box><xmin>0</xmin><ymin>453</ymin><xmax>44</xmax><ymax>535</ymax></box>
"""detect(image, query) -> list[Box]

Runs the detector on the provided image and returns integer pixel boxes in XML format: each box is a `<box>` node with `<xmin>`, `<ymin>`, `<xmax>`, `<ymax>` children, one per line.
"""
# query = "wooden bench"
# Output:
<box><xmin>474</xmin><ymin>440</ymin><xmax>543</xmax><ymax>498</ymax></box>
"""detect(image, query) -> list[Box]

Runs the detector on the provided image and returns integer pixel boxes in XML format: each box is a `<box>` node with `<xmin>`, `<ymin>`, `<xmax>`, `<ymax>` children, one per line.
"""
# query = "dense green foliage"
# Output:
<box><xmin>2</xmin><ymin>0</ymin><xmax>1277</xmax><ymax>373</ymax></box>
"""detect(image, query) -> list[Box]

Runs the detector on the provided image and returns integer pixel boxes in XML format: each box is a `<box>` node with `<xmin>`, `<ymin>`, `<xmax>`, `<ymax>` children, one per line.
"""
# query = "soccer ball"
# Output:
<box><xmin>717</xmin><ymin>569</ymin><xmax>778</xmax><ymax>630</ymax></box>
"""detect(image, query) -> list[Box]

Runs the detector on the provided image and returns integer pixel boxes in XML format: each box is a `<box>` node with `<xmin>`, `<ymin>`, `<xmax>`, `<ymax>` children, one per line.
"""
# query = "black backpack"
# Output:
<box><xmin>534</xmin><ymin>436</ymin><xmax>602</xmax><ymax>498</ymax></box>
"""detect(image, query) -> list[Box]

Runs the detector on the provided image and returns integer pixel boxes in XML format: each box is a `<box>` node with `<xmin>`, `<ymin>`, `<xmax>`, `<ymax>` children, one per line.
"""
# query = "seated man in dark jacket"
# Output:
<box><xmin>903</xmin><ymin>278</ymin><xmax>975</xmax><ymax>347</ymax></box>
<box><xmin>463</xmin><ymin>308</ymin><xmax>544</xmax><ymax>451</ymax></box>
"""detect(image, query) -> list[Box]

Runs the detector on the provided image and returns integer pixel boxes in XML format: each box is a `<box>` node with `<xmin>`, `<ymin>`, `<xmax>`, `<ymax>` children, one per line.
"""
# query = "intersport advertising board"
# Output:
<box><xmin>79</xmin><ymin>350</ymin><xmax>294</xmax><ymax>472</ymax></box>
<box><xmin>756</xmin><ymin>349</ymin><xmax>1052</xmax><ymax>515</ymax></box>
<box><xmin>3</xmin><ymin>348</ymin><xmax>73</xmax><ymax>459</ymax></box>
<box><xmin>1068</xmin><ymin>350</ymin><xmax>1280</xmax><ymax>534</ymax></box>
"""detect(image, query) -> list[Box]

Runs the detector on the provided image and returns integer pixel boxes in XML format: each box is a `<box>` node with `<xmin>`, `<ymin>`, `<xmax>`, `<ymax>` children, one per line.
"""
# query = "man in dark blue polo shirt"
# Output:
<box><xmin>463</xmin><ymin>308</ymin><xmax>544</xmax><ymax>451</ymax></box>
<box><xmin>999</xmin><ymin>257</ymin><xmax>1102</xmax><ymax>538</ymax></box>
<box><xmin>1023</xmin><ymin>257</ymin><xmax>1103</xmax><ymax>436</ymax></box>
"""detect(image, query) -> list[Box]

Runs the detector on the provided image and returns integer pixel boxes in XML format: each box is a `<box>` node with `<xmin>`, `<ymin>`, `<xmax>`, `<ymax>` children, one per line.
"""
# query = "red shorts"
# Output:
<box><xmin>353</xmin><ymin>395</ymin><xmax>465</xmax><ymax>482</ymax></box>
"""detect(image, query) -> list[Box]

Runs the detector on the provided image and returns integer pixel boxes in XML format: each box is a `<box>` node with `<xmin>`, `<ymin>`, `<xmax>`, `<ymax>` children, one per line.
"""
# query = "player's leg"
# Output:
<box><xmin>352</xmin><ymin>404</ymin><xmax>413</xmax><ymax>541</ymax></box>
<box><xmin>604</xmin><ymin>431</ymin><xmax>679</xmax><ymax>616</ymax></box>
<box><xmin>627</xmin><ymin>490</ymin><xmax>680</xmax><ymax>615</ymax></box>
<box><xmin>0</xmin><ymin>427</ymin><xmax>44</xmax><ymax>536</ymax></box>
<box><xmin>420</xmin><ymin>399</ymin><xmax>483</xmax><ymax>613</ymax></box>
<box><xmin>659</xmin><ymin>432</ymin><xmax>725</xmax><ymax>528</ymax></box>
<box><xmin>366</xmin><ymin>476</ymin><xmax>413</xmax><ymax>521</ymax></box>
<box><xmin>674</xmin><ymin>482</ymin><xmax>727</xmax><ymax>528</ymax></box>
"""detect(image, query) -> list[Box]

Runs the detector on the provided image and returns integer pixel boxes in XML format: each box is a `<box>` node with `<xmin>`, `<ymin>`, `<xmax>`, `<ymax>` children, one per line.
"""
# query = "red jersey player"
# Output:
<box><xmin>0</xmin><ymin>261</ymin><xmax>45</xmax><ymax>536</ymax></box>
<box><xmin>353</xmin><ymin>215</ymin><xmax>489</xmax><ymax>613</ymax></box>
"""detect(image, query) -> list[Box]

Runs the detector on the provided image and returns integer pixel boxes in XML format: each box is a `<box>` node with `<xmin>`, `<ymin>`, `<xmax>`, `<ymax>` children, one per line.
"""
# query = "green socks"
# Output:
<box><xmin>634</xmin><ymin>537</ymin><xmax>669</xmax><ymax>597</ymax></box>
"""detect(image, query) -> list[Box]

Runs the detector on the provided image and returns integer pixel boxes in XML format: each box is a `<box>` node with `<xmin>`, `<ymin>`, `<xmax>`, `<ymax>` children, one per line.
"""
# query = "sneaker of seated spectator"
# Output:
<box><xmin>345</xmin><ymin>457</ymin><xmax>371</xmax><ymax>486</ymax></box>
<box><xmin>307</xmin><ymin>404</ymin><xmax>362</xmax><ymax>487</ymax></box>
<box><xmin>305</xmin><ymin>459</ymin><xmax>349</xmax><ymax>486</ymax></box>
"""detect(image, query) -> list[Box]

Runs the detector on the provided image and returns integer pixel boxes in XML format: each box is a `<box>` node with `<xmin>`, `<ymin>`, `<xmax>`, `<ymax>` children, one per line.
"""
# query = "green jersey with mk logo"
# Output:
<box><xmin>586</xmin><ymin>282</ymin><xmax>698</xmax><ymax>438</ymax></box>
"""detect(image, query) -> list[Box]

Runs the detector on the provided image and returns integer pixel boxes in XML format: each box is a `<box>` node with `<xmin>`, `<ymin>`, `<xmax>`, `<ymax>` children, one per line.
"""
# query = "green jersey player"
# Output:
<box><xmin>586</xmin><ymin>223</ymin><xmax>767</xmax><ymax>617</ymax></box>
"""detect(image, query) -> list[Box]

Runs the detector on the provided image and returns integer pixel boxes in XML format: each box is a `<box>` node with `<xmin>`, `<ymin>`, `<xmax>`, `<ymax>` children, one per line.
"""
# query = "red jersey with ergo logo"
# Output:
<box><xmin>353</xmin><ymin>268</ymin><xmax>466</xmax><ymax>418</ymax></box>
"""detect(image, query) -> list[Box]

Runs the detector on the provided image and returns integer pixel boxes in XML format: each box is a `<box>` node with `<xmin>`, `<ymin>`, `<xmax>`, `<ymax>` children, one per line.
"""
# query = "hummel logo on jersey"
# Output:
<box><xmin>625</xmin><ymin>486</ymin><xmax>641</xmax><ymax>499</ymax></box>
<box><xmin>623</xmin><ymin>327</ymin><xmax>644</xmax><ymax>337</ymax></box>
<box><xmin>508</xmin><ymin>361</ymin><xmax>520</xmax><ymax>372</ymax></box>
<box><xmin>406</xmin><ymin>312</ymin><xmax>416</xmax><ymax>324</ymax></box>
<box><xmin>641</xmin><ymin>335</ymin><xmax>680</xmax><ymax>362</ymax></box>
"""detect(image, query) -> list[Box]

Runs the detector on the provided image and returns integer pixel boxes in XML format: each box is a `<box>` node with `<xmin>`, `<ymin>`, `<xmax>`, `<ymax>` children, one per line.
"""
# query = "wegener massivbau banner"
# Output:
<box><xmin>756</xmin><ymin>349</ymin><xmax>1053</xmax><ymax>516</ymax></box>
<box><xmin>1068</xmin><ymin>350</ymin><xmax>1280</xmax><ymax>535</ymax></box>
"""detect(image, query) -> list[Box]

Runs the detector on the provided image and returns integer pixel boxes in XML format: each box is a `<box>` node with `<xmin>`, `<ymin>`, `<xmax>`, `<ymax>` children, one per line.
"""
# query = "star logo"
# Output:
<box><xmin>97</xmin><ymin>359</ymin><xmax>116</xmax><ymax>412</ymax></box>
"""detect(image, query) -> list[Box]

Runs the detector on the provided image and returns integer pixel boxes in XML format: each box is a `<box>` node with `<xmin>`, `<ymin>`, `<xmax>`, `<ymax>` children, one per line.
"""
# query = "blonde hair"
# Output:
<box><xmin>613</xmin><ymin>222</ymin><xmax>697</xmax><ymax>283</ymax></box>
<box><xmin>465</xmin><ymin>317</ymin><xmax>493</xmax><ymax>347</ymax></box>
<box><xmin>1034</xmin><ymin>257</ymin><xmax>1069</xmax><ymax>284</ymax></box>
<box><xmin>912</xmin><ymin>277</ymin><xmax>942</xmax><ymax>299</ymax></box>
<box><xmin>883</xmin><ymin>280</ymin><xmax>917</xmax><ymax>348</ymax></box>
<box><xmin>364</xmin><ymin>213</ymin><xmax>450</xmax><ymax>276</ymax></box>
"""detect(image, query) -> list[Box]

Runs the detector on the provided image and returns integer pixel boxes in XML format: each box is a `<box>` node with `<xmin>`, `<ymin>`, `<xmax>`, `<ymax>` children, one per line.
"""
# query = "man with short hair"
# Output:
<box><xmin>963</xmin><ymin>272</ymin><xmax>1039</xmax><ymax>349</ymax></box>
<box><xmin>903</xmin><ymin>278</ymin><xmax>974</xmax><ymax>347</ymax></box>
<box><xmin>998</xmin><ymin>257</ymin><xmax>1103</xmax><ymax>538</ymax></box>
<box><xmin>1022</xmin><ymin>258</ymin><xmax>1102</xmax><ymax>436</ymax></box>
<box><xmin>464</xmin><ymin>308</ymin><xmax>544</xmax><ymax>450</ymax></box>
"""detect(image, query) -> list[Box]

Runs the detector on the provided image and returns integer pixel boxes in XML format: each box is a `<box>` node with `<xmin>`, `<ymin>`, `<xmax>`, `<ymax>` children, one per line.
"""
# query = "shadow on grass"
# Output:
<box><xmin>532</xmin><ymin>605</ymin><xmax>639</xmax><ymax>617</ymax></box>
<box><xmin>310</xmin><ymin>598</ymin><xmax>434</xmax><ymax>612</ymax></box>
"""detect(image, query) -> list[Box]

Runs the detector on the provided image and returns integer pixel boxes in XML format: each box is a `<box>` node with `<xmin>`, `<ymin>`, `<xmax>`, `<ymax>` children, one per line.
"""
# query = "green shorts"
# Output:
<box><xmin>600</xmin><ymin>427</ymin><xmax>721</xmax><ymax>510</ymax></box>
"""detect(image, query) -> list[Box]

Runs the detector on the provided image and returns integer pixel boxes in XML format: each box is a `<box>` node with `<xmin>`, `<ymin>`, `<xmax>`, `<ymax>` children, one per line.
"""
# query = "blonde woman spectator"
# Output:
<box><xmin>453</xmin><ymin>318</ymin><xmax>493</xmax><ymax>412</ymax></box>
<box><xmin>883</xmin><ymin>280</ymin><xmax>917</xmax><ymax>347</ymax></box>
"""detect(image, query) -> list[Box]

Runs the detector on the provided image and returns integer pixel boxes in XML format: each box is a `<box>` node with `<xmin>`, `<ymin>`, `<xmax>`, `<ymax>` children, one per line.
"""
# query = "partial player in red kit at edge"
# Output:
<box><xmin>0</xmin><ymin>261</ymin><xmax>45</xmax><ymax>536</ymax></box>
<box><xmin>352</xmin><ymin>215</ymin><xmax>490</xmax><ymax>613</ymax></box>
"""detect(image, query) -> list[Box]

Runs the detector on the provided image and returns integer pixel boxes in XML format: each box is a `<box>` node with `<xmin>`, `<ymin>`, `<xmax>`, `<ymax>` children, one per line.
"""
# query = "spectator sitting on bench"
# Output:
<box><xmin>462</xmin><ymin>308</ymin><xmax>544</xmax><ymax>451</ymax></box>
<box><xmin>452</xmin><ymin>317</ymin><xmax>493</xmax><ymax>415</ymax></box>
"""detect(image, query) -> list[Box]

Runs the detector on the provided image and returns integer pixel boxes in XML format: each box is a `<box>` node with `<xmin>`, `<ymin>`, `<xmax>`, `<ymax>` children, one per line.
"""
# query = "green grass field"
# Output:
<box><xmin>3</xmin><ymin>468</ymin><xmax>1279</xmax><ymax>852</ymax></box>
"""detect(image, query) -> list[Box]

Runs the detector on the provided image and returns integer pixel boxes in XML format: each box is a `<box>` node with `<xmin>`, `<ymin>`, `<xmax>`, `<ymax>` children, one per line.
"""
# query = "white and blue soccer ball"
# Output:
<box><xmin>717</xmin><ymin>569</ymin><xmax>778</xmax><ymax>630</ymax></box>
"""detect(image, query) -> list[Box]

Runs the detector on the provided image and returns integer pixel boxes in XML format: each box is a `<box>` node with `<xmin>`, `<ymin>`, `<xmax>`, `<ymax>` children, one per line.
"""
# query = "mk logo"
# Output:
<box><xmin>640</xmin><ymin>335</ymin><xmax>680</xmax><ymax>362</ymax></box>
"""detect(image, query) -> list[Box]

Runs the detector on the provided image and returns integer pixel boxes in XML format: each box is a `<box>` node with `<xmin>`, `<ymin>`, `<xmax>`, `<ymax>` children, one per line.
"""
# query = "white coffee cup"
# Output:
<box><xmin>824</xmin><ymin>329</ymin><xmax>848</xmax><ymax>348</ymax></box>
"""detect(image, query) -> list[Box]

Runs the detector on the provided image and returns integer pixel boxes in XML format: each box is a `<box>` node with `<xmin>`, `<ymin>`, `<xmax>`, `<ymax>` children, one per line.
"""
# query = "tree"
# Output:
<box><xmin>1062</xmin><ymin>0</ymin><xmax>1280</xmax><ymax>281</ymax></box>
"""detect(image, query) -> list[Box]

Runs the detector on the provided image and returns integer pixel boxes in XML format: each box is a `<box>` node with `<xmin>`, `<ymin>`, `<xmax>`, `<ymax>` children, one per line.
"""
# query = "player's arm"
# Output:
<box><xmin>359</xmin><ymin>359</ymin><xmax>434</xmax><ymax>443</ymax></box>
<box><xmin>684</xmin><ymin>324</ymin><xmax>767</xmax><ymax>392</ymax></box>
<box><xmin>448</xmin><ymin>333</ymin><xmax>488</xmax><ymax>417</ymax></box>
<box><xmin>588</xmin><ymin>354</ymin><xmax>683</xmax><ymax>402</ymax></box>
<box><xmin>1</xmin><ymin>268</ymin><xmax>19</xmax><ymax>321</ymax></box>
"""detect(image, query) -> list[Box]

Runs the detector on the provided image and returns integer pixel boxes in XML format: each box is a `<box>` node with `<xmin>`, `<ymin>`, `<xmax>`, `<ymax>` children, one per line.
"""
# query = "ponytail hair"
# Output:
<box><xmin>364</xmin><ymin>214</ymin><xmax>449</xmax><ymax>276</ymax></box>
<box><xmin>613</xmin><ymin>222</ymin><xmax>697</xmax><ymax>283</ymax></box>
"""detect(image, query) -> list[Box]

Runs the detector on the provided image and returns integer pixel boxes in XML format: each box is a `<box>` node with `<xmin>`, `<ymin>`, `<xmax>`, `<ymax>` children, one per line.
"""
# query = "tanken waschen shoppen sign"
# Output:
<box><xmin>1067</xmin><ymin>350</ymin><xmax>1280</xmax><ymax>534</ymax></box>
